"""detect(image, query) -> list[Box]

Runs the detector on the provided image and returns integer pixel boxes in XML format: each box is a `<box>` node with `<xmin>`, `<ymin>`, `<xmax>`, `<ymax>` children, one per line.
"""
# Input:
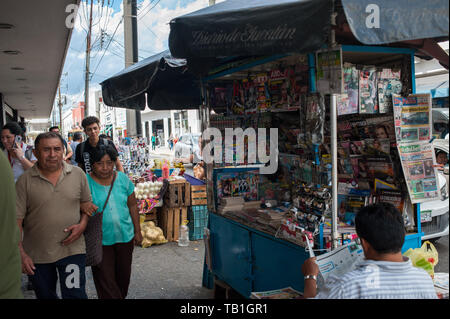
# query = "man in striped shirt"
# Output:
<box><xmin>302</xmin><ymin>203</ymin><xmax>437</xmax><ymax>299</ymax></box>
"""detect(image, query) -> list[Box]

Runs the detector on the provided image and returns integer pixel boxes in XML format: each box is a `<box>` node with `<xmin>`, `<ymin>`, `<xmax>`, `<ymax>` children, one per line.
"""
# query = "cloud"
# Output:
<box><xmin>62</xmin><ymin>0</ymin><xmax>225</xmax><ymax>105</ymax></box>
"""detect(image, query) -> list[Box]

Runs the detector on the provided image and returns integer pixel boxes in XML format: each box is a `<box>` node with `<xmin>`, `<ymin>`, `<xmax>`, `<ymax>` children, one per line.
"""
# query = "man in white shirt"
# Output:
<box><xmin>301</xmin><ymin>203</ymin><xmax>437</xmax><ymax>299</ymax></box>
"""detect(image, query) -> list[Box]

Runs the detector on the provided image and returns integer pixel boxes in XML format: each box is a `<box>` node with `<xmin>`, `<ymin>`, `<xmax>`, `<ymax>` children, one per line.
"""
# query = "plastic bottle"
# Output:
<box><xmin>162</xmin><ymin>160</ymin><xmax>170</xmax><ymax>179</ymax></box>
<box><xmin>178</xmin><ymin>220</ymin><xmax>190</xmax><ymax>247</ymax></box>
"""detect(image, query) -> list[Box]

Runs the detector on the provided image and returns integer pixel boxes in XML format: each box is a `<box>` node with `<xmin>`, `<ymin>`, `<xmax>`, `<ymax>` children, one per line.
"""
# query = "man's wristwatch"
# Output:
<box><xmin>304</xmin><ymin>275</ymin><xmax>317</xmax><ymax>281</ymax></box>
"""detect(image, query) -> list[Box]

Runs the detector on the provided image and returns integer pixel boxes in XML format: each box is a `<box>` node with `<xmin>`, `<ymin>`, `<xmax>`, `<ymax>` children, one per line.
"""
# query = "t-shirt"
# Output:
<box><xmin>314</xmin><ymin>257</ymin><xmax>437</xmax><ymax>299</ymax></box>
<box><xmin>0</xmin><ymin>151</ymin><xmax>23</xmax><ymax>299</ymax></box>
<box><xmin>86</xmin><ymin>171</ymin><xmax>135</xmax><ymax>246</ymax></box>
<box><xmin>15</xmin><ymin>162</ymin><xmax>92</xmax><ymax>264</ymax></box>
<box><xmin>2</xmin><ymin>143</ymin><xmax>37</xmax><ymax>182</ymax></box>
<box><xmin>75</xmin><ymin>137</ymin><xmax>117</xmax><ymax>173</ymax></box>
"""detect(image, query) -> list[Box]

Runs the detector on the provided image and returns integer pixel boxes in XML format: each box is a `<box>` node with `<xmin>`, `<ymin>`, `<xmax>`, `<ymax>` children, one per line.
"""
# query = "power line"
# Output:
<box><xmin>90</xmin><ymin>16</ymin><xmax>124</xmax><ymax>80</ymax></box>
<box><xmin>138</xmin><ymin>0</ymin><xmax>161</xmax><ymax>21</ymax></box>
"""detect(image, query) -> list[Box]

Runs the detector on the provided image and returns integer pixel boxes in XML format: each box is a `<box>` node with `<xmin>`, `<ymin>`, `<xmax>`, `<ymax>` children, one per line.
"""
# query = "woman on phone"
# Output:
<box><xmin>1</xmin><ymin>122</ymin><xmax>36</xmax><ymax>182</ymax></box>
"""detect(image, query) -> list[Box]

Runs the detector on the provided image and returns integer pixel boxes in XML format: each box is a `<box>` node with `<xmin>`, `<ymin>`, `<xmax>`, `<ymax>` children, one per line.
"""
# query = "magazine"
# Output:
<box><xmin>251</xmin><ymin>287</ymin><xmax>303</xmax><ymax>299</ymax></box>
<box><xmin>359</xmin><ymin>67</ymin><xmax>378</xmax><ymax>114</ymax></box>
<box><xmin>338</xmin><ymin>64</ymin><xmax>359</xmax><ymax>115</ymax></box>
<box><xmin>363</xmin><ymin>138</ymin><xmax>390</xmax><ymax>156</ymax></box>
<box><xmin>377</xmin><ymin>189</ymin><xmax>405</xmax><ymax>212</ymax></box>
<box><xmin>365</xmin><ymin>155</ymin><xmax>395</xmax><ymax>182</ymax></box>
<box><xmin>377</xmin><ymin>68</ymin><xmax>402</xmax><ymax>113</ymax></box>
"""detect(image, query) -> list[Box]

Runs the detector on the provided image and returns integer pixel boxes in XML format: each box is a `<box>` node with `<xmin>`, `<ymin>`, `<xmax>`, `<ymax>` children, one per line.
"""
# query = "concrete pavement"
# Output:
<box><xmin>21</xmin><ymin>240</ymin><xmax>214</xmax><ymax>299</ymax></box>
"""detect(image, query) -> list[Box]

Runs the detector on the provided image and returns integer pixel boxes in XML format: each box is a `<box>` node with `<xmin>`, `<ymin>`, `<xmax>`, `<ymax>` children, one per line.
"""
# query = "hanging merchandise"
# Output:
<box><xmin>377</xmin><ymin>68</ymin><xmax>402</xmax><ymax>113</ymax></box>
<box><xmin>316</xmin><ymin>48</ymin><xmax>343</xmax><ymax>94</ymax></box>
<box><xmin>305</xmin><ymin>93</ymin><xmax>325</xmax><ymax>145</ymax></box>
<box><xmin>359</xmin><ymin>67</ymin><xmax>378</xmax><ymax>114</ymax></box>
<box><xmin>337</xmin><ymin>63</ymin><xmax>359</xmax><ymax>116</ymax></box>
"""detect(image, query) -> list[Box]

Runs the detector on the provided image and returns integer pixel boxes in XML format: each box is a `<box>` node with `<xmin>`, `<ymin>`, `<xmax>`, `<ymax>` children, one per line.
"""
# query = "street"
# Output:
<box><xmin>434</xmin><ymin>235</ymin><xmax>449</xmax><ymax>274</ymax></box>
<box><xmin>21</xmin><ymin>240</ymin><xmax>214</xmax><ymax>299</ymax></box>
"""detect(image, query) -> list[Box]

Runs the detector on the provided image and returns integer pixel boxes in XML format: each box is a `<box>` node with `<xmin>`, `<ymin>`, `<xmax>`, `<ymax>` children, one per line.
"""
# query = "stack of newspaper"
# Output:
<box><xmin>217</xmin><ymin>197</ymin><xmax>244</xmax><ymax>214</ymax></box>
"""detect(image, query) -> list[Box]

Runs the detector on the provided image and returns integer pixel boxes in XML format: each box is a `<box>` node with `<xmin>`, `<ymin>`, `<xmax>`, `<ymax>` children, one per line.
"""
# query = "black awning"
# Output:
<box><xmin>168</xmin><ymin>0</ymin><xmax>332</xmax><ymax>59</ymax></box>
<box><xmin>341</xmin><ymin>0</ymin><xmax>449</xmax><ymax>45</ymax></box>
<box><xmin>100</xmin><ymin>50</ymin><xmax>202</xmax><ymax>110</ymax></box>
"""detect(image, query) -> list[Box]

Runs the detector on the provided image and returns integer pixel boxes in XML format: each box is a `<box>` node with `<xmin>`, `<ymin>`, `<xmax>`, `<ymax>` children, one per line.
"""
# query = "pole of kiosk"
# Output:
<box><xmin>331</xmin><ymin>93</ymin><xmax>339</xmax><ymax>250</ymax></box>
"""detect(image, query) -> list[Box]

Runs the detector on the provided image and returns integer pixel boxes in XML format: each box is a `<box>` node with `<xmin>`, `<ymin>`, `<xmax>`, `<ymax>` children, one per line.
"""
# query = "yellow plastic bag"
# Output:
<box><xmin>403</xmin><ymin>241</ymin><xmax>439</xmax><ymax>278</ymax></box>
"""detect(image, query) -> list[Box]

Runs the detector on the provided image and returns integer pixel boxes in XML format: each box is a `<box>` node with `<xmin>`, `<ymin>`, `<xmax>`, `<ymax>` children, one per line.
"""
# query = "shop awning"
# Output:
<box><xmin>168</xmin><ymin>0</ymin><xmax>448</xmax><ymax>65</ymax></box>
<box><xmin>416</xmin><ymin>81</ymin><xmax>449</xmax><ymax>98</ymax></box>
<box><xmin>100</xmin><ymin>50</ymin><xmax>202</xmax><ymax>111</ymax></box>
<box><xmin>341</xmin><ymin>0</ymin><xmax>448</xmax><ymax>46</ymax></box>
<box><xmin>168</xmin><ymin>0</ymin><xmax>332</xmax><ymax>59</ymax></box>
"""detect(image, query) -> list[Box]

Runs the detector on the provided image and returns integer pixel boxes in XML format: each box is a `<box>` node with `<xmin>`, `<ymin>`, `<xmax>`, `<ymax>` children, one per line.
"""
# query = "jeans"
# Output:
<box><xmin>30</xmin><ymin>254</ymin><xmax>88</xmax><ymax>299</ymax></box>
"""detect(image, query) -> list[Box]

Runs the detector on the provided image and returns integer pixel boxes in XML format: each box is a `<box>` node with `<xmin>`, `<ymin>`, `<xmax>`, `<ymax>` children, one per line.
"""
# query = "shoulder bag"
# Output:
<box><xmin>84</xmin><ymin>171</ymin><xmax>117</xmax><ymax>267</ymax></box>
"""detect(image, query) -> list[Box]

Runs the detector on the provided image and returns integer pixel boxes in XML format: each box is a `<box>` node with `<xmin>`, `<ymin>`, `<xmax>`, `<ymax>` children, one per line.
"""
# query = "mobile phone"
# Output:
<box><xmin>13</xmin><ymin>135</ymin><xmax>22</xmax><ymax>148</ymax></box>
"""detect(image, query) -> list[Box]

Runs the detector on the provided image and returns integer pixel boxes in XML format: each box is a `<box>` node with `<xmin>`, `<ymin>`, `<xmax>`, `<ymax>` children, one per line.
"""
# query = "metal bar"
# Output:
<box><xmin>410</xmin><ymin>52</ymin><xmax>416</xmax><ymax>93</ymax></box>
<box><xmin>330</xmin><ymin>94</ymin><xmax>339</xmax><ymax>250</ymax></box>
<box><xmin>308</xmin><ymin>53</ymin><xmax>316</xmax><ymax>93</ymax></box>
<box><xmin>341</xmin><ymin>45</ymin><xmax>416</xmax><ymax>55</ymax></box>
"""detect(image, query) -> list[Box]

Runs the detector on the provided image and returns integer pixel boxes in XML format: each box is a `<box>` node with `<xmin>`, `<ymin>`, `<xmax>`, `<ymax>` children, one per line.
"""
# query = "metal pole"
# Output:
<box><xmin>330</xmin><ymin>94</ymin><xmax>339</xmax><ymax>249</ymax></box>
<box><xmin>59</xmin><ymin>85</ymin><xmax>63</xmax><ymax>134</ymax></box>
<box><xmin>84</xmin><ymin>0</ymin><xmax>93</xmax><ymax>118</ymax></box>
<box><xmin>124</xmin><ymin>0</ymin><xmax>142</xmax><ymax>138</ymax></box>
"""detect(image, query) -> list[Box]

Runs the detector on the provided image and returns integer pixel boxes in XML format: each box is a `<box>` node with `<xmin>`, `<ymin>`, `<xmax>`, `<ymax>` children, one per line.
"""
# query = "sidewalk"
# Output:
<box><xmin>149</xmin><ymin>146</ymin><xmax>175</xmax><ymax>159</ymax></box>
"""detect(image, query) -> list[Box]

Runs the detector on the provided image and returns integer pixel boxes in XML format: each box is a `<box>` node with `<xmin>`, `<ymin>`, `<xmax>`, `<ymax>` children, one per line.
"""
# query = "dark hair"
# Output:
<box><xmin>81</xmin><ymin>116</ymin><xmax>100</xmax><ymax>129</ymax></box>
<box><xmin>355</xmin><ymin>203</ymin><xmax>405</xmax><ymax>254</ymax></box>
<box><xmin>49</xmin><ymin>126</ymin><xmax>60</xmax><ymax>132</ymax></box>
<box><xmin>2</xmin><ymin>122</ymin><xmax>23</xmax><ymax>136</ymax></box>
<box><xmin>73</xmin><ymin>132</ymin><xmax>83</xmax><ymax>141</ymax></box>
<box><xmin>34</xmin><ymin>132</ymin><xmax>65</xmax><ymax>149</ymax></box>
<box><xmin>91</xmin><ymin>144</ymin><xmax>118</xmax><ymax>164</ymax></box>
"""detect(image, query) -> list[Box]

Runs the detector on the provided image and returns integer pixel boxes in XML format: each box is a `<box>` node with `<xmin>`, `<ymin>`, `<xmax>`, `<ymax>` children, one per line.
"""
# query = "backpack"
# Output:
<box><xmin>79</xmin><ymin>138</ymin><xmax>109</xmax><ymax>174</ymax></box>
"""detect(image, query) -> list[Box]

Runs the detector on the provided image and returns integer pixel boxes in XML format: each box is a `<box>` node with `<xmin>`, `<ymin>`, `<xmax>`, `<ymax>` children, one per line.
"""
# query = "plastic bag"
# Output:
<box><xmin>403</xmin><ymin>241</ymin><xmax>439</xmax><ymax>278</ymax></box>
<box><xmin>140</xmin><ymin>221</ymin><xmax>168</xmax><ymax>248</ymax></box>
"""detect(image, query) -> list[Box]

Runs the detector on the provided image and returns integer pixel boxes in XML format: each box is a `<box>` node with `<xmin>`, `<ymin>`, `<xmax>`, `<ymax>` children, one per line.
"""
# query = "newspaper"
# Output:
<box><xmin>397</xmin><ymin>142</ymin><xmax>440</xmax><ymax>203</ymax></box>
<box><xmin>251</xmin><ymin>287</ymin><xmax>303</xmax><ymax>299</ymax></box>
<box><xmin>393</xmin><ymin>94</ymin><xmax>432</xmax><ymax>143</ymax></box>
<box><xmin>316</xmin><ymin>242</ymin><xmax>364</xmax><ymax>285</ymax></box>
<box><xmin>316</xmin><ymin>48</ymin><xmax>343</xmax><ymax>94</ymax></box>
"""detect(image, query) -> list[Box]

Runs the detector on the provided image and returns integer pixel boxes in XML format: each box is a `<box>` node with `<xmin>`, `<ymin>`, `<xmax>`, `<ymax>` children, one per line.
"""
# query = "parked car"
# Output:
<box><xmin>174</xmin><ymin>133</ymin><xmax>201</xmax><ymax>161</ymax></box>
<box><xmin>420</xmin><ymin>137</ymin><xmax>449</xmax><ymax>242</ymax></box>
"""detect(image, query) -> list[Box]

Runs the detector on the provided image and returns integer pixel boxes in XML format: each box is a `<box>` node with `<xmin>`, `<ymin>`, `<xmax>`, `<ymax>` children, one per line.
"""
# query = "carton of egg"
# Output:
<box><xmin>135</xmin><ymin>181</ymin><xmax>164</xmax><ymax>200</ymax></box>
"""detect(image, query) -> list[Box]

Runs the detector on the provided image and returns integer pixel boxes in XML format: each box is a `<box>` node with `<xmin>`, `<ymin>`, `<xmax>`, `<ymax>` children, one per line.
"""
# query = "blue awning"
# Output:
<box><xmin>416</xmin><ymin>81</ymin><xmax>449</xmax><ymax>98</ymax></box>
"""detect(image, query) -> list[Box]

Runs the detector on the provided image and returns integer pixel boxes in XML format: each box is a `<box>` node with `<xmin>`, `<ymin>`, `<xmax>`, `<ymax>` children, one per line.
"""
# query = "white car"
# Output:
<box><xmin>174</xmin><ymin>133</ymin><xmax>201</xmax><ymax>161</ymax></box>
<box><xmin>420</xmin><ymin>137</ymin><xmax>449</xmax><ymax>242</ymax></box>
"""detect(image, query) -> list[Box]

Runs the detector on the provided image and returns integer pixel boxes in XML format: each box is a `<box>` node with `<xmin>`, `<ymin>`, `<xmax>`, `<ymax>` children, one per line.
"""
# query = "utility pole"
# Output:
<box><xmin>58</xmin><ymin>84</ymin><xmax>63</xmax><ymax>134</ymax></box>
<box><xmin>84</xmin><ymin>0</ymin><xmax>94</xmax><ymax>118</ymax></box>
<box><xmin>124</xmin><ymin>0</ymin><xmax>142</xmax><ymax>138</ymax></box>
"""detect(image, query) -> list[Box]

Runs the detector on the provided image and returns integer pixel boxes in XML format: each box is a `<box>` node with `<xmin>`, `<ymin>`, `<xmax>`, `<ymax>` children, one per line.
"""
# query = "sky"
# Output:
<box><xmin>58</xmin><ymin>0</ymin><xmax>223</xmax><ymax>113</ymax></box>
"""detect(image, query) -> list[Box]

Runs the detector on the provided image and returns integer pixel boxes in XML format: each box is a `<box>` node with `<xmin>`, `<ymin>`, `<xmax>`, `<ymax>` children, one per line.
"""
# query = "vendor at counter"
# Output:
<box><xmin>301</xmin><ymin>203</ymin><xmax>437</xmax><ymax>299</ymax></box>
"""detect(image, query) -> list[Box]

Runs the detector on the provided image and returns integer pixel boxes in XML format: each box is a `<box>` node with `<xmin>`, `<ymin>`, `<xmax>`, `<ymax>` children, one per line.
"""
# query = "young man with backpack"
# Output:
<box><xmin>75</xmin><ymin>116</ymin><xmax>124</xmax><ymax>174</ymax></box>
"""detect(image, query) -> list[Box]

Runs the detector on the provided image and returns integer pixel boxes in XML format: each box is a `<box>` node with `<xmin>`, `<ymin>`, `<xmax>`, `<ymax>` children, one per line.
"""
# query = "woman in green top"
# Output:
<box><xmin>86</xmin><ymin>145</ymin><xmax>142</xmax><ymax>299</ymax></box>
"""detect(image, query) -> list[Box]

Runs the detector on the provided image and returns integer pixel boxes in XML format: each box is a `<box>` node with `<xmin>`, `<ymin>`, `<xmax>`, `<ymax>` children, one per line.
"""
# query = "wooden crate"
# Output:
<box><xmin>191</xmin><ymin>185</ymin><xmax>207</xmax><ymax>205</ymax></box>
<box><xmin>144</xmin><ymin>207</ymin><xmax>158</xmax><ymax>223</ymax></box>
<box><xmin>159</xmin><ymin>206</ymin><xmax>188</xmax><ymax>242</ymax></box>
<box><xmin>164</xmin><ymin>180</ymin><xmax>191</xmax><ymax>208</ymax></box>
